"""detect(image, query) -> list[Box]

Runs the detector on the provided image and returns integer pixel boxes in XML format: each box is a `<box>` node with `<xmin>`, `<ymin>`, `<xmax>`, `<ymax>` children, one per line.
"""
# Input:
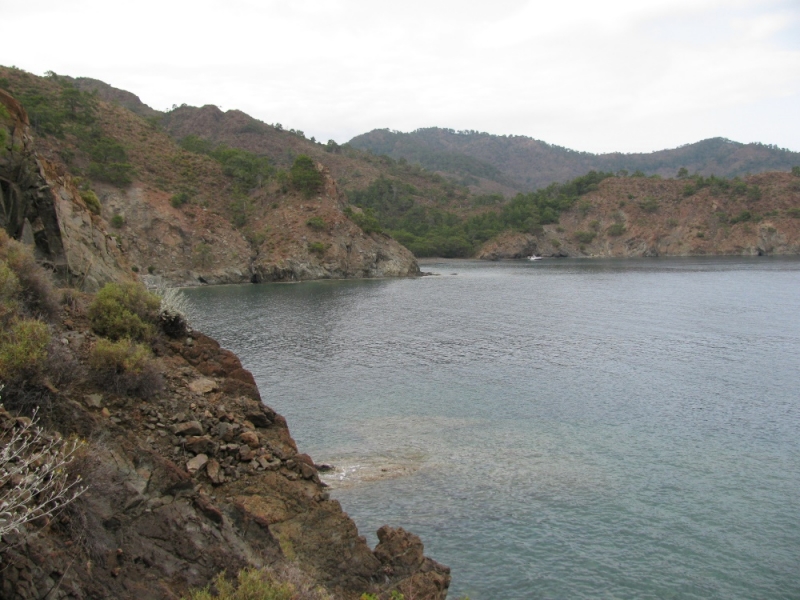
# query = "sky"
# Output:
<box><xmin>2</xmin><ymin>0</ymin><xmax>799</xmax><ymax>154</ymax></box>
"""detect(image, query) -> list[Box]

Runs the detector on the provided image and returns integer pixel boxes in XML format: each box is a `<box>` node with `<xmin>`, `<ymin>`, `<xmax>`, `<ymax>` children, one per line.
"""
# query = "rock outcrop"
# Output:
<box><xmin>1</xmin><ymin>89</ymin><xmax>130</xmax><ymax>290</ymax></box>
<box><xmin>0</xmin><ymin>324</ymin><xmax>449</xmax><ymax>600</ymax></box>
<box><xmin>478</xmin><ymin>173</ymin><xmax>800</xmax><ymax>260</ymax></box>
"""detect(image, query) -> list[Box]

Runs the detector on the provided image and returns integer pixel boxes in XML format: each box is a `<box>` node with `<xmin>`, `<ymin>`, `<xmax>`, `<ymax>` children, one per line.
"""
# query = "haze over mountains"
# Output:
<box><xmin>348</xmin><ymin>128</ymin><xmax>800</xmax><ymax>192</ymax></box>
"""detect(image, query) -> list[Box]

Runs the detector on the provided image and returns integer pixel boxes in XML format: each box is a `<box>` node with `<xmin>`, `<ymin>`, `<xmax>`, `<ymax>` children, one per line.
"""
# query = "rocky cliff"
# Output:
<box><xmin>0</xmin><ymin>82</ymin><xmax>446</xmax><ymax>600</ymax></box>
<box><xmin>478</xmin><ymin>173</ymin><xmax>800</xmax><ymax>260</ymax></box>
<box><xmin>0</xmin><ymin>89</ymin><xmax>131</xmax><ymax>290</ymax></box>
<box><xmin>0</xmin><ymin>318</ymin><xmax>449</xmax><ymax>599</ymax></box>
<box><xmin>0</xmin><ymin>68</ymin><xmax>419</xmax><ymax>289</ymax></box>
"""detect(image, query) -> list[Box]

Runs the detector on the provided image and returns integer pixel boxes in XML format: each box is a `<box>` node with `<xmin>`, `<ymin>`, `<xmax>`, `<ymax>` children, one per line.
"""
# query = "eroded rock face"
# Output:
<box><xmin>0</xmin><ymin>89</ymin><xmax>129</xmax><ymax>290</ymax></box>
<box><xmin>478</xmin><ymin>174</ymin><xmax>800</xmax><ymax>260</ymax></box>
<box><xmin>0</xmin><ymin>327</ymin><xmax>449</xmax><ymax>600</ymax></box>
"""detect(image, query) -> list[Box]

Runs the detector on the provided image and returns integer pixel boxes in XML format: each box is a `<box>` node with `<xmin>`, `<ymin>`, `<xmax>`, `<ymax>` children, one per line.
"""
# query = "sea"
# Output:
<box><xmin>184</xmin><ymin>257</ymin><xmax>800</xmax><ymax>599</ymax></box>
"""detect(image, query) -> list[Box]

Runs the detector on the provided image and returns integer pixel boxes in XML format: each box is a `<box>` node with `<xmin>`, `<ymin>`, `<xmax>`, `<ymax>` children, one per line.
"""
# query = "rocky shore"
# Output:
<box><xmin>0</xmin><ymin>322</ymin><xmax>450</xmax><ymax>600</ymax></box>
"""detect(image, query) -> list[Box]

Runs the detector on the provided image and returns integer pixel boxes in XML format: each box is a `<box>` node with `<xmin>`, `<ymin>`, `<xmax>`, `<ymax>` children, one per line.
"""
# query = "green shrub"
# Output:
<box><xmin>0</xmin><ymin>262</ymin><xmax>21</xmax><ymax>319</ymax></box>
<box><xmin>182</xmin><ymin>567</ymin><xmax>332</xmax><ymax>600</ymax></box>
<box><xmin>80</xmin><ymin>190</ymin><xmax>101</xmax><ymax>215</ymax></box>
<box><xmin>730</xmin><ymin>210</ymin><xmax>752</xmax><ymax>224</ymax></box>
<box><xmin>289</xmin><ymin>155</ymin><xmax>323</xmax><ymax>198</ymax></box>
<box><xmin>306</xmin><ymin>216</ymin><xmax>326</xmax><ymax>231</ymax></box>
<box><xmin>607</xmin><ymin>222</ymin><xmax>626</xmax><ymax>236</ymax></box>
<box><xmin>0</xmin><ymin>233</ymin><xmax>59</xmax><ymax>320</ymax></box>
<box><xmin>110</xmin><ymin>215</ymin><xmax>125</xmax><ymax>228</ymax></box>
<box><xmin>574</xmin><ymin>231</ymin><xmax>596</xmax><ymax>244</ymax></box>
<box><xmin>792</xmin><ymin>166</ymin><xmax>800</xmax><ymax>177</ymax></box>
<box><xmin>589</xmin><ymin>220</ymin><xmax>600</xmax><ymax>231</ymax></box>
<box><xmin>747</xmin><ymin>185</ymin><xmax>762</xmax><ymax>201</ymax></box>
<box><xmin>667</xmin><ymin>218</ymin><xmax>678</xmax><ymax>227</ymax></box>
<box><xmin>89</xmin><ymin>338</ymin><xmax>162</xmax><ymax>398</ymax></box>
<box><xmin>638</xmin><ymin>197</ymin><xmax>659</xmax><ymax>213</ymax></box>
<box><xmin>87</xmin><ymin>162</ymin><xmax>134</xmax><ymax>186</ymax></box>
<box><xmin>170</xmin><ymin>191</ymin><xmax>191</xmax><ymax>208</ymax></box>
<box><xmin>87</xmin><ymin>282</ymin><xmax>160</xmax><ymax>341</ymax></box>
<box><xmin>787</xmin><ymin>207</ymin><xmax>800</xmax><ymax>218</ymax></box>
<box><xmin>344</xmin><ymin>207</ymin><xmax>382</xmax><ymax>234</ymax></box>
<box><xmin>682</xmin><ymin>184</ymin><xmax>696</xmax><ymax>197</ymax></box>
<box><xmin>550</xmin><ymin>239</ymin><xmax>561</xmax><ymax>248</ymax></box>
<box><xmin>715</xmin><ymin>211</ymin><xmax>729</xmax><ymax>224</ymax></box>
<box><xmin>308</xmin><ymin>241</ymin><xmax>326</xmax><ymax>255</ymax></box>
<box><xmin>0</xmin><ymin>318</ymin><xmax>50</xmax><ymax>382</ymax></box>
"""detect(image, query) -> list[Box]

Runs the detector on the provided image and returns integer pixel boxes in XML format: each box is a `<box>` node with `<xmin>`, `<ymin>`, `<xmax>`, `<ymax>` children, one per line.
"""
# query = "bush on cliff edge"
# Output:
<box><xmin>88</xmin><ymin>282</ymin><xmax>160</xmax><ymax>341</ymax></box>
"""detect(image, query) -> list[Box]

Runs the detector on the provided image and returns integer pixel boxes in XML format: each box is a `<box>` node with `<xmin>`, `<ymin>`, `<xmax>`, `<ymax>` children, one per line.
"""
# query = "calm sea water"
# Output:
<box><xmin>184</xmin><ymin>257</ymin><xmax>800</xmax><ymax>599</ymax></box>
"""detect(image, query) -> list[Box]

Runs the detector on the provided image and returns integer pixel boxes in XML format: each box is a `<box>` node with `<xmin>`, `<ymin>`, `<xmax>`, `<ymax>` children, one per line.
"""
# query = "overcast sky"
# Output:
<box><xmin>3</xmin><ymin>0</ymin><xmax>799</xmax><ymax>153</ymax></box>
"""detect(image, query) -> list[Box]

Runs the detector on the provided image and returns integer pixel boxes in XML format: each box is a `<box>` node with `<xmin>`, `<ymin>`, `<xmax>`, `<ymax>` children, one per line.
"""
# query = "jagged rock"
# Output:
<box><xmin>84</xmin><ymin>393</ymin><xmax>103</xmax><ymax>408</ymax></box>
<box><xmin>238</xmin><ymin>445</ymin><xmax>255</xmax><ymax>462</ymax></box>
<box><xmin>206</xmin><ymin>458</ymin><xmax>224</xmax><ymax>485</ymax></box>
<box><xmin>186</xmin><ymin>453</ymin><xmax>208</xmax><ymax>474</ymax></box>
<box><xmin>188</xmin><ymin>377</ymin><xmax>217</xmax><ymax>394</ymax></box>
<box><xmin>246</xmin><ymin>410</ymin><xmax>272</xmax><ymax>428</ymax></box>
<box><xmin>184</xmin><ymin>435</ymin><xmax>213</xmax><ymax>455</ymax></box>
<box><xmin>173</xmin><ymin>421</ymin><xmax>204</xmax><ymax>436</ymax></box>
<box><xmin>374</xmin><ymin>526</ymin><xmax>451</xmax><ymax>600</ymax></box>
<box><xmin>239</xmin><ymin>430</ymin><xmax>260</xmax><ymax>449</ymax></box>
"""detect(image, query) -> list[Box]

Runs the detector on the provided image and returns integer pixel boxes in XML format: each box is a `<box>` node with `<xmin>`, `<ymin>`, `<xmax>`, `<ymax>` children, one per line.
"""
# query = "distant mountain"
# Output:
<box><xmin>349</xmin><ymin>128</ymin><xmax>800</xmax><ymax>191</ymax></box>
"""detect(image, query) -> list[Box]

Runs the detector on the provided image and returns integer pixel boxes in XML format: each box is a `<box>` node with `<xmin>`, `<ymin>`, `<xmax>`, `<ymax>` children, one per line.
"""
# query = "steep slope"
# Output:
<box><xmin>160</xmin><ymin>104</ymin><xmax>511</xmax><ymax>198</ymax></box>
<box><xmin>477</xmin><ymin>172</ymin><xmax>800</xmax><ymax>259</ymax></box>
<box><xmin>0</xmin><ymin>234</ymin><xmax>449</xmax><ymax>599</ymax></box>
<box><xmin>0</xmin><ymin>67</ymin><xmax>418</xmax><ymax>287</ymax></box>
<box><xmin>349</xmin><ymin>128</ymin><xmax>800</xmax><ymax>191</ymax></box>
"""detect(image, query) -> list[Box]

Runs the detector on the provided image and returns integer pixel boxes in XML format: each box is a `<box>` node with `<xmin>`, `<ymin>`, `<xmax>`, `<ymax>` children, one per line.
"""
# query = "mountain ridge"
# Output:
<box><xmin>348</xmin><ymin>127</ymin><xmax>800</xmax><ymax>191</ymax></box>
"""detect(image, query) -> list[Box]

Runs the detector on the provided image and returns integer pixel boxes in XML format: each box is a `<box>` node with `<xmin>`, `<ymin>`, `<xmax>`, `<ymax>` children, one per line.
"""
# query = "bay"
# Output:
<box><xmin>185</xmin><ymin>257</ymin><xmax>800</xmax><ymax>599</ymax></box>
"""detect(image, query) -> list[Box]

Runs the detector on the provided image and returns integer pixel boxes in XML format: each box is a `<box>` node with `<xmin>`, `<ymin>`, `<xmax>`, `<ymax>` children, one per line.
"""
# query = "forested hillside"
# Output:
<box><xmin>6</xmin><ymin>65</ymin><xmax>797</xmax><ymax>264</ymax></box>
<box><xmin>349</xmin><ymin>128</ymin><xmax>800</xmax><ymax>191</ymax></box>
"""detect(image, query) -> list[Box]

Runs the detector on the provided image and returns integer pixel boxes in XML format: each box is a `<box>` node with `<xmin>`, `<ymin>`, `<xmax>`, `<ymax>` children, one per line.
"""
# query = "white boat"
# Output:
<box><xmin>528</xmin><ymin>255</ymin><xmax>542</xmax><ymax>261</ymax></box>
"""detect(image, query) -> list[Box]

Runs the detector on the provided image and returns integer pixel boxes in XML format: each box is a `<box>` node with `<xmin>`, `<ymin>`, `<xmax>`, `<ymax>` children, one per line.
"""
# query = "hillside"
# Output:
<box><xmin>1</xmin><ymin>73</ymin><xmax>449</xmax><ymax>600</ymax></box>
<box><xmin>349</xmin><ymin>128</ymin><xmax>800</xmax><ymax>192</ymax></box>
<box><xmin>477</xmin><ymin>171</ymin><xmax>800</xmax><ymax>260</ymax></box>
<box><xmin>8</xmin><ymin>66</ymin><xmax>797</xmax><ymax>265</ymax></box>
<box><xmin>0</xmin><ymin>66</ymin><xmax>419</xmax><ymax>289</ymax></box>
<box><xmin>0</xmin><ymin>236</ymin><xmax>449</xmax><ymax>600</ymax></box>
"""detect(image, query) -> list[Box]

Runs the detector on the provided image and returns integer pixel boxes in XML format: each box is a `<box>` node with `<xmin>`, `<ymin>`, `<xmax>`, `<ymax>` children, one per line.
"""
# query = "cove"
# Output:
<box><xmin>185</xmin><ymin>257</ymin><xmax>800</xmax><ymax>599</ymax></box>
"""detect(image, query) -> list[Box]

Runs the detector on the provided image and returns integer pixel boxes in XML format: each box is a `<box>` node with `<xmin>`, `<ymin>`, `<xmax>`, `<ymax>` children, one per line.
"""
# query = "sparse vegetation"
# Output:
<box><xmin>179</xmin><ymin>135</ymin><xmax>273</xmax><ymax>192</ymax></box>
<box><xmin>574</xmin><ymin>231</ymin><xmax>596</xmax><ymax>244</ymax></box>
<box><xmin>0</xmin><ymin>319</ymin><xmax>50</xmax><ymax>383</ymax></box>
<box><xmin>607</xmin><ymin>222</ymin><xmax>626</xmax><ymax>237</ymax></box>
<box><xmin>110</xmin><ymin>214</ymin><xmax>125</xmax><ymax>228</ymax></box>
<box><xmin>290</xmin><ymin>155</ymin><xmax>324</xmax><ymax>198</ymax></box>
<box><xmin>182</xmin><ymin>566</ymin><xmax>332</xmax><ymax>600</ymax></box>
<box><xmin>88</xmin><ymin>337</ymin><xmax>162</xmax><ymax>398</ymax></box>
<box><xmin>170</xmin><ymin>191</ymin><xmax>191</xmax><ymax>208</ymax></box>
<box><xmin>80</xmin><ymin>189</ymin><xmax>101</xmax><ymax>215</ymax></box>
<box><xmin>308</xmin><ymin>241</ymin><xmax>326</xmax><ymax>255</ymax></box>
<box><xmin>0</xmin><ymin>400</ymin><xmax>86</xmax><ymax>542</ymax></box>
<box><xmin>639</xmin><ymin>197</ymin><xmax>659</xmax><ymax>213</ymax></box>
<box><xmin>306</xmin><ymin>216</ymin><xmax>326</xmax><ymax>231</ymax></box>
<box><xmin>154</xmin><ymin>286</ymin><xmax>193</xmax><ymax>338</ymax></box>
<box><xmin>730</xmin><ymin>210</ymin><xmax>753</xmax><ymax>224</ymax></box>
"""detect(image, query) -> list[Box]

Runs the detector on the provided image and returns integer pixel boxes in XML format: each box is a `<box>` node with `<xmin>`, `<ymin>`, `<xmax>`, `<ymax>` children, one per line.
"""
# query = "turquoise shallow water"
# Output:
<box><xmin>185</xmin><ymin>257</ymin><xmax>800</xmax><ymax>599</ymax></box>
